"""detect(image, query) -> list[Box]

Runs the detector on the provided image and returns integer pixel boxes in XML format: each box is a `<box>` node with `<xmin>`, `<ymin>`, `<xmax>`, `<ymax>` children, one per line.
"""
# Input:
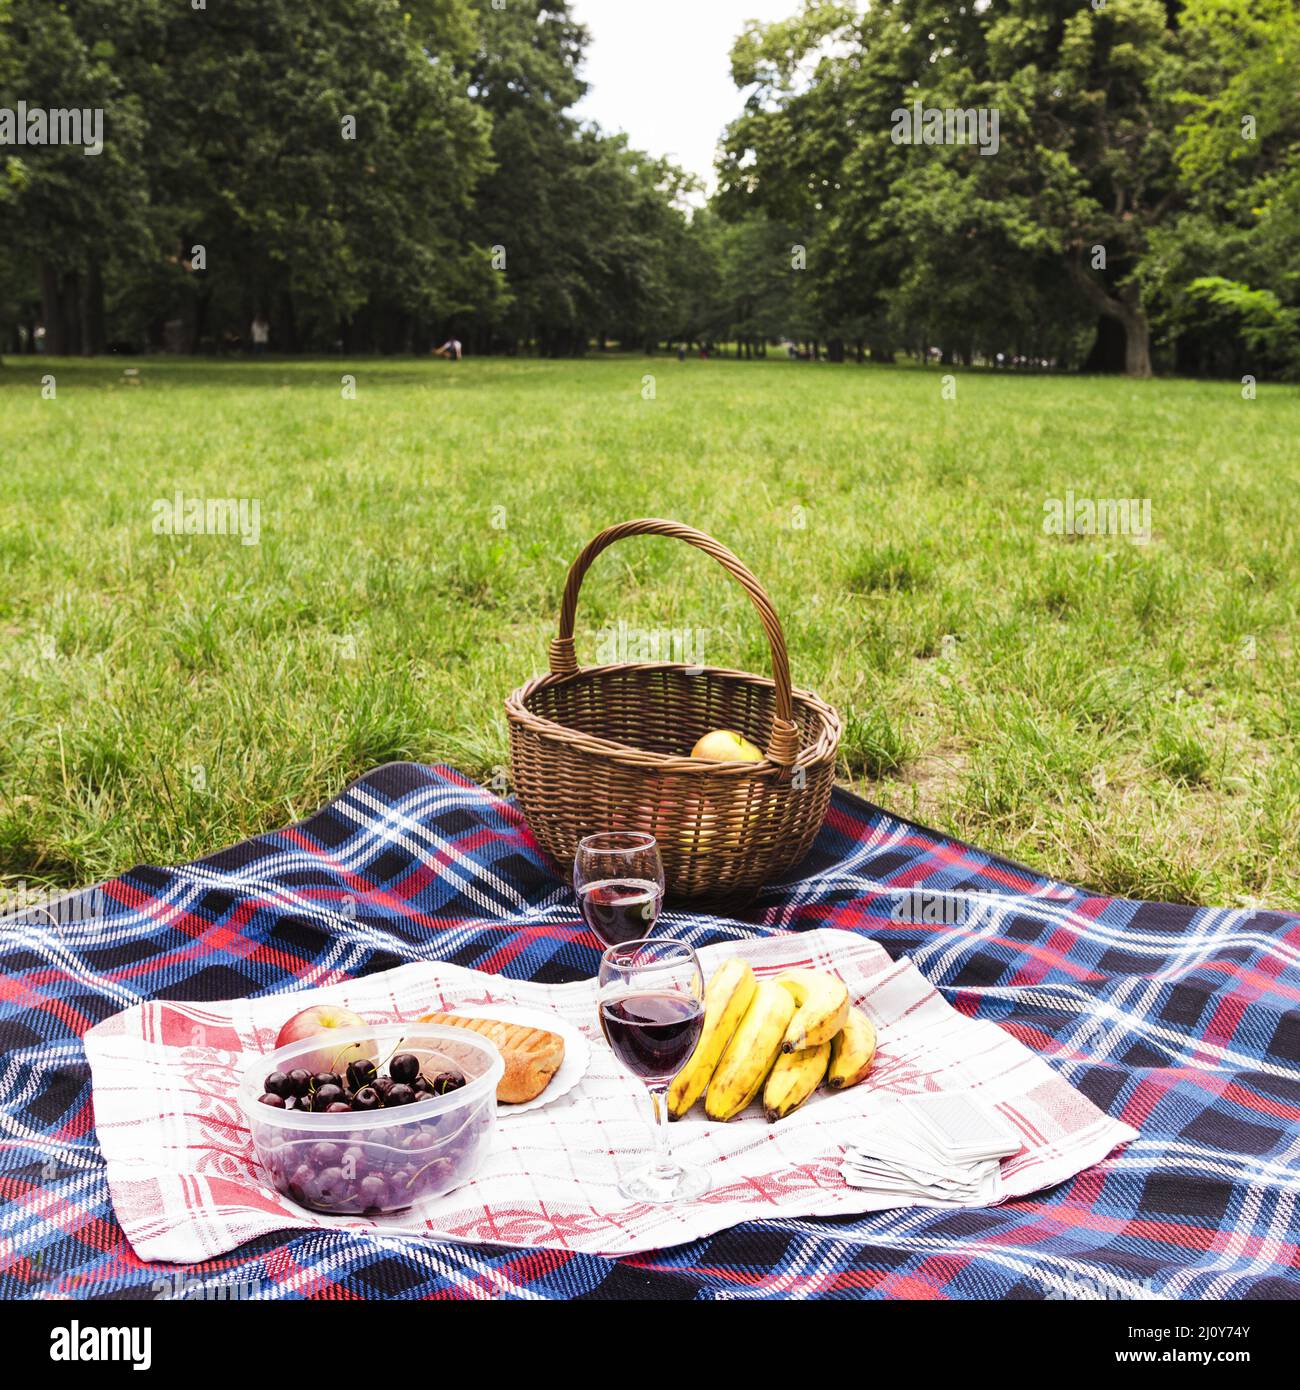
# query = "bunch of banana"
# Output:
<box><xmin>668</xmin><ymin>960</ymin><xmax>878</xmax><ymax>1123</ymax></box>
<box><xmin>667</xmin><ymin>957</ymin><xmax>757</xmax><ymax>1116</ymax></box>
<box><xmin>704</xmin><ymin>979</ymin><xmax>795</xmax><ymax>1121</ymax></box>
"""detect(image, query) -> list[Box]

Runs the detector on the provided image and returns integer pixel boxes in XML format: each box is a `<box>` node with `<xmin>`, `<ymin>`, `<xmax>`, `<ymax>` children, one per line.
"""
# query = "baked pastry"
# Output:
<box><xmin>417</xmin><ymin>1011</ymin><xmax>564</xmax><ymax>1104</ymax></box>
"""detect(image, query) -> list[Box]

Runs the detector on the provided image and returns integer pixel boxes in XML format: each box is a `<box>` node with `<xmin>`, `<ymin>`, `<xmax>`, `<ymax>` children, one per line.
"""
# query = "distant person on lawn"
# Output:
<box><xmin>433</xmin><ymin>337</ymin><xmax>462</xmax><ymax>361</ymax></box>
<box><xmin>251</xmin><ymin>314</ymin><xmax>270</xmax><ymax>355</ymax></box>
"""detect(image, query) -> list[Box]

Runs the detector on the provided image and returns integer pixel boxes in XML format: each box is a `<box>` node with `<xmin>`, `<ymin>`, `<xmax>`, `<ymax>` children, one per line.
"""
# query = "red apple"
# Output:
<box><xmin>274</xmin><ymin>1004</ymin><xmax>374</xmax><ymax>1074</ymax></box>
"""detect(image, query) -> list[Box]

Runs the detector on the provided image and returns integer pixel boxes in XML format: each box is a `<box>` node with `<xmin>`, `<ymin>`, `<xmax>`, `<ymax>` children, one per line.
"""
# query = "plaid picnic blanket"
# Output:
<box><xmin>1</xmin><ymin>761</ymin><xmax>1297</xmax><ymax>1300</ymax></box>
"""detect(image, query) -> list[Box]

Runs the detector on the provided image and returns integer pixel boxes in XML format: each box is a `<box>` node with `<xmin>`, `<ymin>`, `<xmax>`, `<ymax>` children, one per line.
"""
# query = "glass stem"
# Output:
<box><xmin>646</xmin><ymin>1083</ymin><xmax>679</xmax><ymax>1178</ymax></box>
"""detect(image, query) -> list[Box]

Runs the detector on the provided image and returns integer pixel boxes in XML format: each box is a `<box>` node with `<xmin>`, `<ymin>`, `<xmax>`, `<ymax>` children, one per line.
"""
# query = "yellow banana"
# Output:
<box><xmin>705</xmin><ymin>980</ymin><xmax>796</xmax><ymax>1121</ymax></box>
<box><xmin>777</xmin><ymin>968</ymin><xmax>849</xmax><ymax>1052</ymax></box>
<box><xmin>763</xmin><ymin>1041</ymin><xmax>831</xmax><ymax>1122</ymax></box>
<box><xmin>826</xmin><ymin>1006</ymin><xmax>877</xmax><ymax>1089</ymax></box>
<box><xmin>667</xmin><ymin>957</ymin><xmax>757</xmax><ymax>1119</ymax></box>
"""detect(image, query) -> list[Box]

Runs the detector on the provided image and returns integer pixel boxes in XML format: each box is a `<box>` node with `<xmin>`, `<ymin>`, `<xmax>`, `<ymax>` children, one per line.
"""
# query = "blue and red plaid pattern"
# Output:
<box><xmin>1</xmin><ymin>761</ymin><xmax>1297</xmax><ymax>1300</ymax></box>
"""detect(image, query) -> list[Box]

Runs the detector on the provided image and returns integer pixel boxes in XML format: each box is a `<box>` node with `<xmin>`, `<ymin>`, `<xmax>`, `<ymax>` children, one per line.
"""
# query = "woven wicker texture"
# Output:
<box><xmin>505</xmin><ymin>519</ymin><xmax>842</xmax><ymax>901</ymax></box>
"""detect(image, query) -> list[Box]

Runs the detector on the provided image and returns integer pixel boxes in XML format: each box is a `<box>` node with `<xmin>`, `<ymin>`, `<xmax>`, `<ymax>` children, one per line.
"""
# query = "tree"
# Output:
<box><xmin>0</xmin><ymin>0</ymin><xmax>495</xmax><ymax>354</ymax></box>
<box><xmin>0</xmin><ymin>0</ymin><xmax>157</xmax><ymax>354</ymax></box>
<box><xmin>147</xmin><ymin>0</ymin><xmax>494</xmax><ymax>351</ymax></box>
<box><xmin>719</xmin><ymin>0</ymin><xmax>1193</xmax><ymax>376</ymax></box>
<box><xmin>697</xmin><ymin>211</ymin><xmax>821</xmax><ymax>355</ymax></box>
<box><xmin>454</xmin><ymin>0</ymin><xmax>698</xmax><ymax>355</ymax></box>
<box><xmin>1164</xmin><ymin>0</ymin><xmax>1300</xmax><ymax>374</ymax></box>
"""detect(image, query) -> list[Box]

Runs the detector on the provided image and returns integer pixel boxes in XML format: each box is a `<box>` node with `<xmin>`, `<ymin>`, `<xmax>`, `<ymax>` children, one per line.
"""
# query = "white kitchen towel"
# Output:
<box><xmin>83</xmin><ymin>928</ymin><xmax>1137</xmax><ymax>1261</ymax></box>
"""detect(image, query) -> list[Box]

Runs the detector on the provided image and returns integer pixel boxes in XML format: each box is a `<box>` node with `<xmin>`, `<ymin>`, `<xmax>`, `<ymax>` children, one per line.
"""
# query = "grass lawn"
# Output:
<box><xmin>1</xmin><ymin>354</ymin><xmax>1297</xmax><ymax>909</ymax></box>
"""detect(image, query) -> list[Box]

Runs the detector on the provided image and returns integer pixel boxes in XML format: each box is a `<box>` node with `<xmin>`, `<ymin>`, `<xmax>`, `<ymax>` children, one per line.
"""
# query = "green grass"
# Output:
<box><xmin>1</xmin><ymin>354</ymin><xmax>1298</xmax><ymax>909</ymax></box>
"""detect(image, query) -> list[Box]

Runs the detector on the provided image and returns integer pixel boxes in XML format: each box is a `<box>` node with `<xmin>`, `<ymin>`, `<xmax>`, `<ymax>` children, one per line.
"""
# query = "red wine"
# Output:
<box><xmin>600</xmin><ymin>991</ymin><xmax>704</xmax><ymax>1080</ymax></box>
<box><xmin>578</xmin><ymin>877</ymin><xmax>662</xmax><ymax>947</ymax></box>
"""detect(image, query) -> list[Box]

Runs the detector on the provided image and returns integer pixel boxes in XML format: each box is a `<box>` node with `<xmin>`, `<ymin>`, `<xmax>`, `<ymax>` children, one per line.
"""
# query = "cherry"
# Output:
<box><xmin>263</xmin><ymin>1071</ymin><xmax>292</xmax><ymax>1098</ymax></box>
<box><xmin>351</xmin><ymin>1086</ymin><xmax>381</xmax><ymax>1111</ymax></box>
<box><xmin>389</xmin><ymin>1054</ymin><xmax>420</xmax><ymax>1085</ymax></box>
<box><xmin>386</xmin><ymin>1083</ymin><xmax>416</xmax><ymax>1106</ymax></box>
<box><xmin>258</xmin><ymin>1092</ymin><xmax>286</xmax><ymax>1108</ymax></box>
<box><xmin>288</xmin><ymin>1164</ymin><xmax>314</xmax><ymax>1200</ymax></box>
<box><xmin>340</xmin><ymin>1147</ymin><xmax>369</xmax><ymax>1180</ymax></box>
<box><xmin>358</xmin><ymin>1174</ymin><xmax>389</xmax><ymax>1212</ymax></box>
<box><xmin>313</xmin><ymin>1084</ymin><xmax>345</xmax><ymax>1111</ymax></box>
<box><xmin>347</xmin><ymin>1059</ymin><xmax>378</xmax><ymax>1091</ymax></box>
<box><xmin>310</xmin><ymin>1166</ymin><xmax>348</xmax><ymax>1206</ymax></box>
<box><xmin>286</xmin><ymin>1069</ymin><xmax>312</xmax><ymax>1097</ymax></box>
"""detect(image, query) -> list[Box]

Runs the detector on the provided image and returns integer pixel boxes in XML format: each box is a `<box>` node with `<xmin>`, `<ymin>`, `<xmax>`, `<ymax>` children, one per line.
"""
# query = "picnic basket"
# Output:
<box><xmin>505</xmin><ymin>519</ymin><xmax>842</xmax><ymax>902</ymax></box>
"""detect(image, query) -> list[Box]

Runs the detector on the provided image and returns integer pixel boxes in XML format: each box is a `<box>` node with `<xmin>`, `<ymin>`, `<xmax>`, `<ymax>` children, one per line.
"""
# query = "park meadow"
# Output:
<box><xmin>2</xmin><ymin>353</ymin><xmax>1297</xmax><ymax>909</ymax></box>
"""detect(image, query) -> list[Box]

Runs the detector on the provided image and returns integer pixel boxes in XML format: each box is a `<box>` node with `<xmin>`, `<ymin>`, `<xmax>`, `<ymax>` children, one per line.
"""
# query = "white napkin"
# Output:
<box><xmin>842</xmin><ymin>1077</ymin><xmax>1023</xmax><ymax>1206</ymax></box>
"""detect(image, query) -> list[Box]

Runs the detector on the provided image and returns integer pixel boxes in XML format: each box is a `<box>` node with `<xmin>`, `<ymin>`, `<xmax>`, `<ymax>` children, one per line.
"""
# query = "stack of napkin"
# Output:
<box><xmin>841</xmin><ymin>1091</ymin><xmax>1022</xmax><ymax>1206</ymax></box>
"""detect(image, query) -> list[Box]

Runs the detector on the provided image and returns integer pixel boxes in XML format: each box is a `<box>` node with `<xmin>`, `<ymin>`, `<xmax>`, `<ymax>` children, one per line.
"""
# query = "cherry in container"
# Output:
<box><xmin>240</xmin><ymin>1023</ymin><xmax>504</xmax><ymax>1216</ymax></box>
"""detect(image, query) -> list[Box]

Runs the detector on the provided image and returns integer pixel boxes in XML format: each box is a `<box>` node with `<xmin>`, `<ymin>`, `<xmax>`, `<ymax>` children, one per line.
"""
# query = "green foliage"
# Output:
<box><xmin>718</xmin><ymin>0</ymin><xmax>1300</xmax><ymax>376</ymax></box>
<box><xmin>4</xmin><ymin>0</ymin><xmax>1300</xmax><ymax>369</ymax></box>
<box><xmin>0</xmin><ymin>0</ymin><xmax>701</xmax><ymax>355</ymax></box>
<box><xmin>1168</xmin><ymin>0</ymin><xmax>1300</xmax><ymax>373</ymax></box>
<box><xmin>722</xmin><ymin>0</ymin><xmax>1201</xmax><ymax>375</ymax></box>
<box><xmin>1189</xmin><ymin>276</ymin><xmax>1300</xmax><ymax>362</ymax></box>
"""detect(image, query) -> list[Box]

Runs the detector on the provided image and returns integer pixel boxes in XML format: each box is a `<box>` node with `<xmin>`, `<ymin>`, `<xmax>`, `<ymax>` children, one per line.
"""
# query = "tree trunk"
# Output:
<box><xmin>1069</xmin><ymin>256</ymin><xmax>1153</xmax><ymax>378</ymax></box>
<box><xmin>81</xmin><ymin>257</ymin><xmax>106</xmax><ymax>355</ymax></box>
<box><xmin>40</xmin><ymin>263</ymin><xmax>68</xmax><ymax>355</ymax></box>
<box><xmin>1120</xmin><ymin>307</ymin><xmax>1152</xmax><ymax>377</ymax></box>
<box><xmin>191</xmin><ymin>287</ymin><xmax>212</xmax><ymax>354</ymax></box>
<box><xmin>62</xmin><ymin>273</ymin><xmax>82</xmax><ymax>356</ymax></box>
<box><xmin>276</xmin><ymin>289</ymin><xmax>298</xmax><ymax>352</ymax></box>
<box><xmin>1081</xmin><ymin>303</ymin><xmax>1151</xmax><ymax>376</ymax></box>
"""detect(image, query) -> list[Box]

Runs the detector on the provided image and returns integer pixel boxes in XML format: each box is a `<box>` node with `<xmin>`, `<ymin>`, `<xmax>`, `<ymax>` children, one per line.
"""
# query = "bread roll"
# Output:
<box><xmin>417</xmin><ymin>1011</ymin><xmax>564</xmax><ymax>1104</ymax></box>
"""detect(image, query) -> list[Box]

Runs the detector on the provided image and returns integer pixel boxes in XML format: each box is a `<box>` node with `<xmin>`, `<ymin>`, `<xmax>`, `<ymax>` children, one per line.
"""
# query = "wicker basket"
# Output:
<box><xmin>505</xmin><ymin>519</ymin><xmax>841</xmax><ymax>902</ymax></box>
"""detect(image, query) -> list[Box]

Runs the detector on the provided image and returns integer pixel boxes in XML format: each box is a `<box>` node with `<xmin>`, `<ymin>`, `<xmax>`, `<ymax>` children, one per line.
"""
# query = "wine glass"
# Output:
<box><xmin>574</xmin><ymin>831</ymin><xmax>665</xmax><ymax>947</ymax></box>
<box><xmin>598</xmin><ymin>936</ymin><xmax>710</xmax><ymax>1204</ymax></box>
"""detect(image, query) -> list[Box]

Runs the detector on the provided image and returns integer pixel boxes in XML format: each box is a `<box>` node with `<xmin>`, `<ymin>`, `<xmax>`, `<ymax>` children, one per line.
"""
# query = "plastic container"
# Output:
<box><xmin>239</xmin><ymin>1023</ymin><xmax>504</xmax><ymax>1215</ymax></box>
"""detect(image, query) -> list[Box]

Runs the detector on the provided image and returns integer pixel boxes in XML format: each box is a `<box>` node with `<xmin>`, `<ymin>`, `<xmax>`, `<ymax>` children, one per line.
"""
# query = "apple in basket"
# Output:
<box><xmin>623</xmin><ymin>732</ymin><xmax>764</xmax><ymax>862</ymax></box>
<box><xmin>690</xmin><ymin>729</ymin><xmax>763</xmax><ymax>763</ymax></box>
<box><xmin>678</xmin><ymin>730</ymin><xmax>764</xmax><ymax>855</ymax></box>
<box><xmin>274</xmin><ymin>1004</ymin><xmax>373</xmax><ymax>1074</ymax></box>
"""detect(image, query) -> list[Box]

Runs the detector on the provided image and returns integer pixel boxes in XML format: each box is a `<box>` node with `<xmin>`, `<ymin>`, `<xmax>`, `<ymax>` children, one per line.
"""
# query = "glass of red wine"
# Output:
<box><xmin>598</xmin><ymin>936</ymin><xmax>709</xmax><ymax>1204</ymax></box>
<box><xmin>574</xmin><ymin>831</ymin><xmax>665</xmax><ymax>948</ymax></box>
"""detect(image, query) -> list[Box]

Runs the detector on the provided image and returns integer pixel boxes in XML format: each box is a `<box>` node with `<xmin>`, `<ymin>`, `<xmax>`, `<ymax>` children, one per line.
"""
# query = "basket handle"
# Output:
<box><xmin>547</xmin><ymin>519</ymin><xmax>801</xmax><ymax>766</ymax></box>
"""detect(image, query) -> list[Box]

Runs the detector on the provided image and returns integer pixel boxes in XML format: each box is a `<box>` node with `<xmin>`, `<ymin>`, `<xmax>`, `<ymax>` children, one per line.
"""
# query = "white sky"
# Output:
<box><xmin>570</xmin><ymin>0</ymin><xmax>800</xmax><ymax>193</ymax></box>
